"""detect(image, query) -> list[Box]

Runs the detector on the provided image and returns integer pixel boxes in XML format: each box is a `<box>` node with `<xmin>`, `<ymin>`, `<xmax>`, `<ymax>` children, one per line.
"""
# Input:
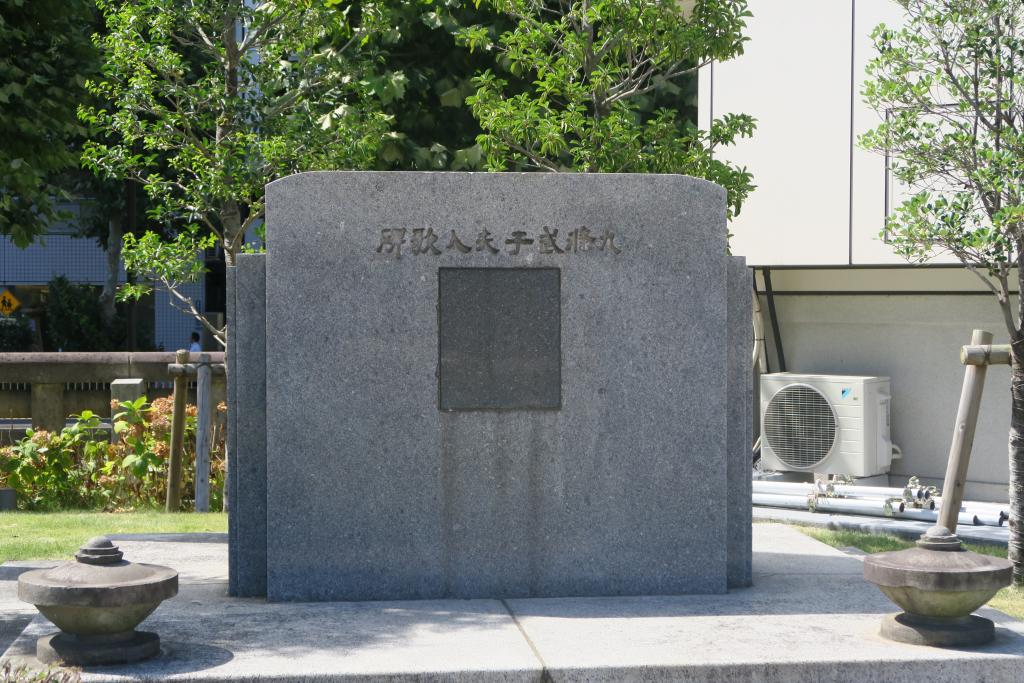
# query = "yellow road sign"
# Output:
<box><xmin>0</xmin><ymin>288</ymin><xmax>20</xmax><ymax>316</ymax></box>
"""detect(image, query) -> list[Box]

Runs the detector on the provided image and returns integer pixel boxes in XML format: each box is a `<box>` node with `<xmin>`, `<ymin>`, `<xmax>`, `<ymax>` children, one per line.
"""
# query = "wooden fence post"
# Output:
<box><xmin>166</xmin><ymin>349</ymin><xmax>189</xmax><ymax>512</ymax></box>
<box><xmin>194</xmin><ymin>353</ymin><xmax>212</xmax><ymax>512</ymax></box>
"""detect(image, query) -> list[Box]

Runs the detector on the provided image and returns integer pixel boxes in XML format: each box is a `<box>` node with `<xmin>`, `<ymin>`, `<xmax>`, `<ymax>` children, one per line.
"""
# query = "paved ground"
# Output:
<box><xmin>0</xmin><ymin>562</ymin><xmax>48</xmax><ymax>660</ymax></box>
<box><xmin>3</xmin><ymin>525</ymin><xmax>1023</xmax><ymax>682</ymax></box>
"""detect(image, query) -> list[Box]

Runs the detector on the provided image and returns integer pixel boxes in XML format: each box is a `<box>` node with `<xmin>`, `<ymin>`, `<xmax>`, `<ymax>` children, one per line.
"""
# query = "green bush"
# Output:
<box><xmin>43</xmin><ymin>275</ymin><xmax>124</xmax><ymax>351</ymax></box>
<box><xmin>0</xmin><ymin>314</ymin><xmax>33</xmax><ymax>351</ymax></box>
<box><xmin>0</xmin><ymin>396</ymin><xmax>225</xmax><ymax>511</ymax></box>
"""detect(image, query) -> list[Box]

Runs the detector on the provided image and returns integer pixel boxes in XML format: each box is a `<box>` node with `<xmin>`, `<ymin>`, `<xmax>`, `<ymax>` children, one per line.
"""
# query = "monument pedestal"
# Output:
<box><xmin>228</xmin><ymin>172</ymin><xmax>752</xmax><ymax>601</ymax></box>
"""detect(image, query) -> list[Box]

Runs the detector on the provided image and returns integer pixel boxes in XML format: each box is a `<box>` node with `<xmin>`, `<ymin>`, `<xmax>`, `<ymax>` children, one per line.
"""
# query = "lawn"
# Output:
<box><xmin>800</xmin><ymin>526</ymin><xmax>1024</xmax><ymax>621</ymax></box>
<box><xmin>0</xmin><ymin>511</ymin><xmax>227</xmax><ymax>562</ymax></box>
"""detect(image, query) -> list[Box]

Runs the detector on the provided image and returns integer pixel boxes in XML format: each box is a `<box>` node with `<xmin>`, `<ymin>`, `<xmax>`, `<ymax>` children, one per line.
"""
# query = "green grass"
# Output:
<box><xmin>0</xmin><ymin>511</ymin><xmax>227</xmax><ymax>562</ymax></box>
<box><xmin>799</xmin><ymin>525</ymin><xmax>1024</xmax><ymax>621</ymax></box>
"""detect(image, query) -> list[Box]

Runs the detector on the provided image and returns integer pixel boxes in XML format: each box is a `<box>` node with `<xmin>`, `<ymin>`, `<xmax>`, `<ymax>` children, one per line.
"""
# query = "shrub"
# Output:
<box><xmin>0</xmin><ymin>396</ymin><xmax>225</xmax><ymax>511</ymax></box>
<box><xmin>43</xmin><ymin>275</ymin><xmax>124</xmax><ymax>351</ymax></box>
<box><xmin>0</xmin><ymin>314</ymin><xmax>33</xmax><ymax>351</ymax></box>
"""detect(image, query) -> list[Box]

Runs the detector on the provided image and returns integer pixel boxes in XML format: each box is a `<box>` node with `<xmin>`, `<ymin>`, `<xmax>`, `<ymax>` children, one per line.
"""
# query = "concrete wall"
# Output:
<box><xmin>758</xmin><ymin>268</ymin><xmax>1015</xmax><ymax>502</ymax></box>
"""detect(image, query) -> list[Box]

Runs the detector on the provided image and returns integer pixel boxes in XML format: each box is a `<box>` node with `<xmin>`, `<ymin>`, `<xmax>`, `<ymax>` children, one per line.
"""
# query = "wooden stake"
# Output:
<box><xmin>166</xmin><ymin>349</ymin><xmax>190</xmax><ymax>512</ymax></box>
<box><xmin>194</xmin><ymin>353</ymin><xmax>212</xmax><ymax>512</ymax></box>
<box><xmin>938</xmin><ymin>329</ymin><xmax>993</xmax><ymax>533</ymax></box>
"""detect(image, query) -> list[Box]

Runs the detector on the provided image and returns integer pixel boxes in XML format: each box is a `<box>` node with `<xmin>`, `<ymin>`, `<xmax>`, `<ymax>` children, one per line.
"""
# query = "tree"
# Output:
<box><xmin>0</xmin><ymin>0</ymin><xmax>98</xmax><ymax>247</ymax></box>
<box><xmin>369</xmin><ymin>1</ymin><xmax>511</xmax><ymax>171</ymax></box>
<box><xmin>82</xmin><ymin>0</ymin><xmax>392</xmax><ymax>344</ymax></box>
<box><xmin>456</xmin><ymin>0</ymin><xmax>755</xmax><ymax>218</ymax></box>
<box><xmin>860</xmin><ymin>0</ymin><xmax>1024</xmax><ymax>582</ymax></box>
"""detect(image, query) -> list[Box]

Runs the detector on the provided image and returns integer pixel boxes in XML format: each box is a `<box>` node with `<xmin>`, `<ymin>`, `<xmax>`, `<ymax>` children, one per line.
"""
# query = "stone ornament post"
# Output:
<box><xmin>17</xmin><ymin>537</ymin><xmax>177</xmax><ymax>666</ymax></box>
<box><xmin>863</xmin><ymin>329</ymin><xmax>1013</xmax><ymax>647</ymax></box>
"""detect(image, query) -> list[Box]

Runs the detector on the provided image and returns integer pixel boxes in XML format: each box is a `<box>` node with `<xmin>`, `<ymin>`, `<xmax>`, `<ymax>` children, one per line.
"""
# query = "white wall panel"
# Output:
<box><xmin>850</xmin><ymin>0</ymin><xmax>960</xmax><ymax>264</ymax></box>
<box><xmin>701</xmin><ymin>1</ymin><xmax>853</xmax><ymax>265</ymax></box>
<box><xmin>154</xmin><ymin>281</ymin><xmax>204</xmax><ymax>352</ymax></box>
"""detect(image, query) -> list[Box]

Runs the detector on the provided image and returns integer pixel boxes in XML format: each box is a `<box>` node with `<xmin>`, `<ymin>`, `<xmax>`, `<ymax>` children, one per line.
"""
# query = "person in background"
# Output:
<box><xmin>188</xmin><ymin>332</ymin><xmax>201</xmax><ymax>353</ymax></box>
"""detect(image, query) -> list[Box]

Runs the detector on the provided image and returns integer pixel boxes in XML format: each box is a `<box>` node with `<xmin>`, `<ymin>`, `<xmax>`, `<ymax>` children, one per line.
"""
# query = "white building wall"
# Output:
<box><xmin>710</xmin><ymin>2</ymin><xmax>1016</xmax><ymax>497</ymax></box>
<box><xmin>154</xmin><ymin>281</ymin><xmax>204</xmax><ymax>352</ymax></box>
<box><xmin>701</xmin><ymin>0</ymin><xmax>958</xmax><ymax>266</ymax></box>
<box><xmin>0</xmin><ymin>230</ymin><xmax>125</xmax><ymax>286</ymax></box>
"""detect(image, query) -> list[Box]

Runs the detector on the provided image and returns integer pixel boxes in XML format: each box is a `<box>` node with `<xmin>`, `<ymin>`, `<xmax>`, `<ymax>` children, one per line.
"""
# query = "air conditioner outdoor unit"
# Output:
<box><xmin>760</xmin><ymin>373</ymin><xmax>893</xmax><ymax>477</ymax></box>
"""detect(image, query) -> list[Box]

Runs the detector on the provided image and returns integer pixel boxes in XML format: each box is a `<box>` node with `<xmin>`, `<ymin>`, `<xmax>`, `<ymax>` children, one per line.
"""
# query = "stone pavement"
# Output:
<box><xmin>3</xmin><ymin>525</ymin><xmax>1024</xmax><ymax>682</ymax></box>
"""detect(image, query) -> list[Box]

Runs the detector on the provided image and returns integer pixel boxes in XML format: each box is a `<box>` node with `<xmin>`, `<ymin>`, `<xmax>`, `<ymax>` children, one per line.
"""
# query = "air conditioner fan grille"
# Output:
<box><xmin>764</xmin><ymin>384</ymin><xmax>837</xmax><ymax>469</ymax></box>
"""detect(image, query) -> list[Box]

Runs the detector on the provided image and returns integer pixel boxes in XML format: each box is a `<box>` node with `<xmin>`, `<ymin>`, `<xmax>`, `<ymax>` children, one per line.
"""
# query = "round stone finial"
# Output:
<box><xmin>916</xmin><ymin>525</ymin><xmax>963</xmax><ymax>551</ymax></box>
<box><xmin>75</xmin><ymin>537</ymin><xmax>124</xmax><ymax>565</ymax></box>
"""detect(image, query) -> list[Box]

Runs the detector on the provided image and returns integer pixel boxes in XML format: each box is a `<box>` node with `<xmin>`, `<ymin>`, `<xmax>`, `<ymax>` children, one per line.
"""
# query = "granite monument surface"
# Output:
<box><xmin>228</xmin><ymin>171</ymin><xmax>751</xmax><ymax>601</ymax></box>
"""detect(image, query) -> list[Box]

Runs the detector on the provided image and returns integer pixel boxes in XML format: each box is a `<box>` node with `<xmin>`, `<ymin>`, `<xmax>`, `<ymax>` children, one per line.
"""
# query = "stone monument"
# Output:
<box><xmin>227</xmin><ymin>171</ymin><xmax>751</xmax><ymax>601</ymax></box>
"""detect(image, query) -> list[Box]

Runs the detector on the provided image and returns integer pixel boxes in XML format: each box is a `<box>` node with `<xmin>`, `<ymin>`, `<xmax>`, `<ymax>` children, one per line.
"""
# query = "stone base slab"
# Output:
<box><xmin>4</xmin><ymin>526</ymin><xmax>1024</xmax><ymax>682</ymax></box>
<box><xmin>36</xmin><ymin>630</ymin><xmax>159</xmax><ymax>667</ymax></box>
<box><xmin>881</xmin><ymin>612</ymin><xmax>996</xmax><ymax>648</ymax></box>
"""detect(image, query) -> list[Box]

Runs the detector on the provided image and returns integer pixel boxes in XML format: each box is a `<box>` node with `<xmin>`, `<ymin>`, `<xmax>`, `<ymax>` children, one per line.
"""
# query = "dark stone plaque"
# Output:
<box><xmin>438</xmin><ymin>268</ymin><xmax>561</xmax><ymax>411</ymax></box>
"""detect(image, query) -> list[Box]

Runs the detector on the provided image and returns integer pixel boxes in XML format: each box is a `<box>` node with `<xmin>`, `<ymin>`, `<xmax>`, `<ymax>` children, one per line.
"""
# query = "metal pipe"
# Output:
<box><xmin>752</xmin><ymin>493</ymin><xmax>811</xmax><ymax>510</ymax></box>
<box><xmin>896</xmin><ymin>504</ymin><xmax>981</xmax><ymax>527</ymax></box>
<box><xmin>932</xmin><ymin>497</ymin><xmax>1008</xmax><ymax>513</ymax></box>
<box><xmin>762</xmin><ymin>268</ymin><xmax>786</xmax><ymax>372</ymax></box>
<box><xmin>752</xmin><ymin>482</ymin><xmax>826</xmax><ymax>496</ymax></box>
<box><xmin>810</xmin><ymin>497</ymin><xmax>897</xmax><ymax>516</ymax></box>
<box><xmin>957</xmin><ymin>500</ymin><xmax>1010</xmax><ymax>512</ymax></box>
<box><xmin>831</xmin><ymin>484</ymin><xmax>918</xmax><ymax>500</ymax></box>
<box><xmin>753</xmin><ymin>481</ymin><xmax>922</xmax><ymax>501</ymax></box>
<box><xmin>752</xmin><ymin>286</ymin><xmax>768</xmax><ymax>372</ymax></box>
<box><xmin>959</xmin><ymin>507</ymin><xmax>1008</xmax><ymax>526</ymax></box>
<box><xmin>972</xmin><ymin>513</ymin><xmax>1006</xmax><ymax>527</ymax></box>
<box><xmin>752</xmin><ymin>492</ymin><xmax>897</xmax><ymax>516</ymax></box>
<box><xmin>752</xmin><ymin>483</ymin><xmax>1010</xmax><ymax>518</ymax></box>
<box><xmin>753</xmin><ymin>491</ymin><xmax>1004</xmax><ymax>525</ymax></box>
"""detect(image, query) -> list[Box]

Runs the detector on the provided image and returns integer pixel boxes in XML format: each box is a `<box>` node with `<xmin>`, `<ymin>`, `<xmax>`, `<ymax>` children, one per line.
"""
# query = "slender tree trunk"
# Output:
<box><xmin>219</xmin><ymin>10</ymin><xmax>240</xmax><ymax>267</ymax></box>
<box><xmin>99</xmin><ymin>214</ymin><xmax>122</xmax><ymax>328</ymax></box>
<box><xmin>221</xmin><ymin>200</ymin><xmax>242</xmax><ymax>267</ymax></box>
<box><xmin>1011</xmin><ymin>341</ymin><xmax>1024</xmax><ymax>585</ymax></box>
<box><xmin>125</xmin><ymin>179</ymin><xmax>138</xmax><ymax>351</ymax></box>
<box><xmin>1011</xmin><ymin>249</ymin><xmax>1024</xmax><ymax>585</ymax></box>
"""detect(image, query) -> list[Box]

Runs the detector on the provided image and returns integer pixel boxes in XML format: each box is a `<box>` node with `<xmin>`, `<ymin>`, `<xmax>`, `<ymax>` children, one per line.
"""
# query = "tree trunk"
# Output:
<box><xmin>125</xmin><ymin>178</ymin><xmax>138</xmax><ymax>350</ymax></box>
<box><xmin>219</xmin><ymin>10</ymin><xmax>240</xmax><ymax>268</ymax></box>
<box><xmin>222</xmin><ymin>200</ymin><xmax>242</xmax><ymax>267</ymax></box>
<box><xmin>1010</xmin><ymin>347</ymin><xmax>1024</xmax><ymax>584</ymax></box>
<box><xmin>99</xmin><ymin>214</ymin><xmax>122</xmax><ymax>329</ymax></box>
